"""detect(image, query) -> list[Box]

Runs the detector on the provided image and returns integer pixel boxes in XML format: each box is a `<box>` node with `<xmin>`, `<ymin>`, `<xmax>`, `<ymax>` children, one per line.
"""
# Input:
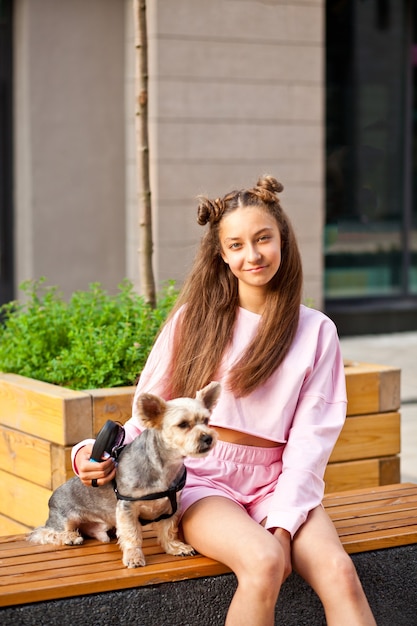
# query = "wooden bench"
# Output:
<box><xmin>1</xmin><ymin>482</ymin><xmax>416</xmax><ymax>618</ymax></box>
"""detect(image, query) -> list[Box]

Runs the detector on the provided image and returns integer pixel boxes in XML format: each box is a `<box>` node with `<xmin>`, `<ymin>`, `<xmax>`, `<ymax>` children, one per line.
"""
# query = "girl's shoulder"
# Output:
<box><xmin>298</xmin><ymin>304</ymin><xmax>339</xmax><ymax>337</ymax></box>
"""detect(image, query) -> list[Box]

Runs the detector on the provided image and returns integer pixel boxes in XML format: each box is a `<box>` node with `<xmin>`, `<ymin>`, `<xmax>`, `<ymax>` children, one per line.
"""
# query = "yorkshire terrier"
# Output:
<box><xmin>28</xmin><ymin>381</ymin><xmax>220</xmax><ymax>568</ymax></box>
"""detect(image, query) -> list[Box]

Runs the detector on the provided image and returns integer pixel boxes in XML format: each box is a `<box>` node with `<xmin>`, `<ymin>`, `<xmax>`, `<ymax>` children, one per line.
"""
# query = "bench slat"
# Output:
<box><xmin>323</xmin><ymin>482</ymin><xmax>417</xmax><ymax>505</ymax></box>
<box><xmin>326</xmin><ymin>494</ymin><xmax>417</xmax><ymax>517</ymax></box>
<box><xmin>334</xmin><ymin>506</ymin><xmax>417</xmax><ymax>528</ymax></box>
<box><xmin>335</xmin><ymin>525</ymin><xmax>417</xmax><ymax>553</ymax></box>
<box><xmin>1</xmin><ymin>483</ymin><xmax>416</xmax><ymax>608</ymax></box>
<box><xmin>0</xmin><ymin>549</ymin><xmax>227</xmax><ymax>588</ymax></box>
<box><xmin>0</xmin><ymin>555</ymin><xmax>230</xmax><ymax>607</ymax></box>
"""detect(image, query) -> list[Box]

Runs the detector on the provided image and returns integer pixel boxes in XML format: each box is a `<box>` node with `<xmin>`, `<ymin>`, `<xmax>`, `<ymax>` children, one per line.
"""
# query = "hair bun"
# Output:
<box><xmin>197</xmin><ymin>197</ymin><xmax>224</xmax><ymax>225</ymax></box>
<box><xmin>256</xmin><ymin>175</ymin><xmax>284</xmax><ymax>195</ymax></box>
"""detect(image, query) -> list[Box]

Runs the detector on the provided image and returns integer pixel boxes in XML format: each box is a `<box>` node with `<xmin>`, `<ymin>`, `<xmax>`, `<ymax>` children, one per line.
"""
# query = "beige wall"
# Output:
<box><xmin>143</xmin><ymin>0</ymin><xmax>325</xmax><ymax>307</ymax></box>
<box><xmin>13</xmin><ymin>0</ymin><xmax>325</xmax><ymax>307</ymax></box>
<box><xmin>13</xmin><ymin>0</ymin><xmax>126</xmax><ymax>297</ymax></box>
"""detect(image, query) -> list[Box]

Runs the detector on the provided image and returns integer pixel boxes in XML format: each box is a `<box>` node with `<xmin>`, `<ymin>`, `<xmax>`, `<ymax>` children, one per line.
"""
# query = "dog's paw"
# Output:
<box><xmin>164</xmin><ymin>540</ymin><xmax>197</xmax><ymax>557</ymax></box>
<box><xmin>123</xmin><ymin>547</ymin><xmax>146</xmax><ymax>568</ymax></box>
<box><xmin>63</xmin><ymin>531</ymin><xmax>84</xmax><ymax>546</ymax></box>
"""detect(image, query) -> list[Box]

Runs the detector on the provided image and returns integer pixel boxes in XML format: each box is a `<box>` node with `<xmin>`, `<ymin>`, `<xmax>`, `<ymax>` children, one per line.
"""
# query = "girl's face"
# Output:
<box><xmin>219</xmin><ymin>205</ymin><xmax>282</xmax><ymax>300</ymax></box>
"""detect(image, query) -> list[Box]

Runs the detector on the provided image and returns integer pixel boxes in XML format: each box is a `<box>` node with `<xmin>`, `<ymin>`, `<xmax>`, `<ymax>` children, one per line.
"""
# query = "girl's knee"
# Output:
<box><xmin>241</xmin><ymin>539</ymin><xmax>290</xmax><ymax>591</ymax></box>
<box><xmin>325</xmin><ymin>551</ymin><xmax>363</xmax><ymax>596</ymax></box>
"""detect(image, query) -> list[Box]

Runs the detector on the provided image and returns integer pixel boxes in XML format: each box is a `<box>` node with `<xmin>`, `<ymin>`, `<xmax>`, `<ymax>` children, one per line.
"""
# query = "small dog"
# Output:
<box><xmin>28</xmin><ymin>381</ymin><xmax>220</xmax><ymax>568</ymax></box>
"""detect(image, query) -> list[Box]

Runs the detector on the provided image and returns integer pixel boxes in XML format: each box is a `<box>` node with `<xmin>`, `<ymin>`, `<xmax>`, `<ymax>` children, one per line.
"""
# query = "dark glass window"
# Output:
<box><xmin>412</xmin><ymin>1</ymin><xmax>417</xmax><ymax>294</ymax></box>
<box><xmin>325</xmin><ymin>0</ymin><xmax>409</xmax><ymax>301</ymax></box>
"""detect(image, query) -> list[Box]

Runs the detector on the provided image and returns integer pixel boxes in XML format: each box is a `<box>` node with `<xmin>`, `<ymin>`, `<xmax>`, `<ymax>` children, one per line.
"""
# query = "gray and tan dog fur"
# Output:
<box><xmin>28</xmin><ymin>381</ymin><xmax>220</xmax><ymax>568</ymax></box>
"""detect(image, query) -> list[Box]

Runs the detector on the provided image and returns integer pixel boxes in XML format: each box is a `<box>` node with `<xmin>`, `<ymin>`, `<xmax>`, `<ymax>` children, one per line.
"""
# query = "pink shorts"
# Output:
<box><xmin>180</xmin><ymin>439</ymin><xmax>284</xmax><ymax>524</ymax></box>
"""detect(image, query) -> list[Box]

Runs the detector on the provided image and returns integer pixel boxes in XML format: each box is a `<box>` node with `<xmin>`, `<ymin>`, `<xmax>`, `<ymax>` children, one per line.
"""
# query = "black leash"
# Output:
<box><xmin>112</xmin><ymin>465</ymin><xmax>187</xmax><ymax>526</ymax></box>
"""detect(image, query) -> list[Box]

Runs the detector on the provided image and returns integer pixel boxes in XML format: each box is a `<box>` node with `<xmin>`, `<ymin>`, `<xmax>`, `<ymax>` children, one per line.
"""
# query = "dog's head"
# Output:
<box><xmin>135</xmin><ymin>381</ymin><xmax>220</xmax><ymax>457</ymax></box>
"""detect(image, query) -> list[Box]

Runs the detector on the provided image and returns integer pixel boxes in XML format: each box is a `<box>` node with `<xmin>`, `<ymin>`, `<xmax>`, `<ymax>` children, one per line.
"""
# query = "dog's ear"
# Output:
<box><xmin>196</xmin><ymin>381</ymin><xmax>221</xmax><ymax>411</ymax></box>
<box><xmin>136</xmin><ymin>393</ymin><xmax>167</xmax><ymax>428</ymax></box>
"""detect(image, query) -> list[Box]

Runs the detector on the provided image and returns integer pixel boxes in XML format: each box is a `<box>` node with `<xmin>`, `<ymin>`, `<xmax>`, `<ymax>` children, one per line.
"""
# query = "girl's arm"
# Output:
<box><xmin>265</xmin><ymin>319</ymin><xmax>347</xmax><ymax>538</ymax></box>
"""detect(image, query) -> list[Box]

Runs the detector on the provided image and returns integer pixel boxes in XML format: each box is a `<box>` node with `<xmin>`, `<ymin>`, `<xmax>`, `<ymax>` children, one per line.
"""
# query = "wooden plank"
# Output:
<box><xmin>337</xmin><ymin>526</ymin><xmax>417</xmax><ymax>554</ymax></box>
<box><xmin>324</xmin><ymin>456</ymin><xmax>400</xmax><ymax>493</ymax></box>
<box><xmin>0</xmin><ymin>373</ymin><xmax>92</xmax><ymax>445</ymax></box>
<box><xmin>379</xmin><ymin>368</ymin><xmax>402</xmax><ymax>414</ymax></box>
<box><xmin>344</xmin><ymin>362</ymin><xmax>400</xmax><ymax>416</ymax></box>
<box><xmin>330</xmin><ymin>506</ymin><xmax>417</xmax><ymax>526</ymax></box>
<box><xmin>0</xmin><ymin>516</ymin><xmax>32</xmax><ymax>536</ymax></box>
<box><xmin>89</xmin><ymin>387</ymin><xmax>134</xmax><ymax>434</ymax></box>
<box><xmin>0</xmin><ymin>424</ymin><xmax>72</xmax><ymax>492</ymax></box>
<box><xmin>324</xmin><ymin>482</ymin><xmax>417</xmax><ymax>504</ymax></box>
<box><xmin>325</xmin><ymin>494</ymin><xmax>417</xmax><ymax>518</ymax></box>
<box><xmin>0</xmin><ymin>470</ymin><xmax>51</xmax><ymax>528</ymax></box>
<box><xmin>0</xmin><ymin>543</ymin><xmax>164</xmax><ymax>572</ymax></box>
<box><xmin>0</xmin><ymin>425</ymin><xmax>54</xmax><ymax>489</ymax></box>
<box><xmin>329</xmin><ymin>412</ymin><xmax>400</xmax><ymax>463</ymax></box>
<box><xmin>335</xmin><ymin>508</ymin><xmax>417</xmax><ymax>528</ymax></box>
<box><xmin>330</xmin><ymin>486</ymin><xmax>417</xmax><ymax>508</ymax></box>
<box><xmin>0</xmin><ymin>541</ymin><xmax>200</xmax><ymax>581</ymax></box>
<box><xmin>51</xmin><ymin>444</ymin><xmax>74</xmax><ymax>489</ymax></box>
<box><xmin>0</xmin><ymin>544</ymin><xmax>120</xmax><ymax>579</ymax></box>
<box><xmin>379</xmin><ymin>456</ymin><xmax>401</xmax><ymax>485</ymax></box>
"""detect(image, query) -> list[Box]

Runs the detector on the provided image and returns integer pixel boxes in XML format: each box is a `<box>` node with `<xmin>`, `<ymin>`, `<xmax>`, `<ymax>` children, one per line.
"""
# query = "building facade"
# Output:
<box><xmin>1</xmin><ymin>0</ymin><xmax>416</xmax><ymax>335</ymax></box>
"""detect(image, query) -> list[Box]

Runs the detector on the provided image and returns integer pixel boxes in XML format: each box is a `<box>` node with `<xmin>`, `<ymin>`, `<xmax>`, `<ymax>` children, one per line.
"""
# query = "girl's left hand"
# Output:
<box><xmin>272</xmin><ymin>527</ymin><xmax>292</xmax><ymax>581</ymax></box>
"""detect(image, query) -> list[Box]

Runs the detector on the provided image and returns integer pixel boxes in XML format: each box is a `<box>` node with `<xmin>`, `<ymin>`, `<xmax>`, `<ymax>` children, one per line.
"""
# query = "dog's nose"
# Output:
<box><xmin>200</xmin><ymin>434</ymin><xmax>213</xmax><ymax>447</ymax></box>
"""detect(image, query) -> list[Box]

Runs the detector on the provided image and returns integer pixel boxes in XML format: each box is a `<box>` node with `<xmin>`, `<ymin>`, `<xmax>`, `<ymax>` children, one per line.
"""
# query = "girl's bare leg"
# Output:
<box><xmin>182</xmin><ymin>496</ymin><xmax>287</xmax><ymax>626</ymax></box>
<box><xmin>292</xmin><ymin>505</ymin><xmax>377</xmax><ymax>626</ymax></box>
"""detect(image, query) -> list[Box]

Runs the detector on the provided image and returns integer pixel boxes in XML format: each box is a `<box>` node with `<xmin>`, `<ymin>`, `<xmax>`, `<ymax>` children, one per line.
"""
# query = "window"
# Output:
<box><xmin>326</xmin><ymin>0</ymin><xmax>409</xmax><ymax>302</ymax></box>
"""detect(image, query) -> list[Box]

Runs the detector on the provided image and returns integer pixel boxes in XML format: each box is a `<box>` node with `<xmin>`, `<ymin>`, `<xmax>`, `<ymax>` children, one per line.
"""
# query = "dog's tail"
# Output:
<box><xmin>27</xmin><ymin>526</ymin><xmax>84</xmax><ymax>546</ymax></box>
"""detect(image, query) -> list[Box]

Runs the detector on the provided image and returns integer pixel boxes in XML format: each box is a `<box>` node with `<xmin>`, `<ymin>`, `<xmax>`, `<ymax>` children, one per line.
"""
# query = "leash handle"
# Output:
<box><xmin>90</xmin><ymin>420</ymin><xmax>125</xmax><ymax>462</ymax></box>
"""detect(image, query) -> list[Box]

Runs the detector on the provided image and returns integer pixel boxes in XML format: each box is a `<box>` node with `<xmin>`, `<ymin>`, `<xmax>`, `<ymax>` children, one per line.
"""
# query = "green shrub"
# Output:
<box><xmin>0</xmin><ymin>278</ymin><xmax>178</xmax><ymax>390</ymax></box>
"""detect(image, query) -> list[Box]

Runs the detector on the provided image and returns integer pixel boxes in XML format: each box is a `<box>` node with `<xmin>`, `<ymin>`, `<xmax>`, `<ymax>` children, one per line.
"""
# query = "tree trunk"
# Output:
<box><xmin>133</xmin><ymin>0</ymin><xmax>156</xmax><ymax>307</ymax></box>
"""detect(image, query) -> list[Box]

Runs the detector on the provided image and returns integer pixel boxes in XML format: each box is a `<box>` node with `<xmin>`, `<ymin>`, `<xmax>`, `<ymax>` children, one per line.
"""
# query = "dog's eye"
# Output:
<box><xmin>178</xmin><ymin>421</ymin><xmax>190</xmax><ymax>429</ymax></box>
<box><xmin>202</xmin><ymin>417</ymin><xmax>209</xmax><ymax>426</ymax></box>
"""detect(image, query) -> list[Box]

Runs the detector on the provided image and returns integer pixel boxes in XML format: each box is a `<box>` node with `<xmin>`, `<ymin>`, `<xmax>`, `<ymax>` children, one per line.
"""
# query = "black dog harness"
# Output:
<box><xmin>112</xmin><ymin>465</ymin><xmax>187</xmax><ymax>527</ymax></box>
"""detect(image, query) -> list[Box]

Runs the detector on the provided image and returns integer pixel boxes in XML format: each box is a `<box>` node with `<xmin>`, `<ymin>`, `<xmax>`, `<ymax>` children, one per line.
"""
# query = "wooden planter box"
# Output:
<box><xmin>0</xmin><ymin>375</ymin><xmax>134</xmax><ymax>535</ymax></box>
<box><xmin>0</xmin><ymin>362</ymin><xmax>401</xmax><ymax>534</ymax></box>
<box><xmin>325</xmin><ymin>361</ymin><xmax>401</xmax><ymax>493</ymax></box>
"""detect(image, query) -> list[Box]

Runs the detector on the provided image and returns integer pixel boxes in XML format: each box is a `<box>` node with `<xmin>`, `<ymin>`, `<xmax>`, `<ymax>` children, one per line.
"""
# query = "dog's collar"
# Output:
<box><xmin>112</xmin><ymin>466</ymin><xmax>187</xmax><ymax>526</ymax></box>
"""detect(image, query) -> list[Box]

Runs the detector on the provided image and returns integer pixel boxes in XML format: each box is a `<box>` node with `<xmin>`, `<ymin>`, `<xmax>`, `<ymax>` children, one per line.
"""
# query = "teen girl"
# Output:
<box><xmin>73</xmin><ymin>176</ymin><xmax>376</xmax><ymax>626</ymax></box>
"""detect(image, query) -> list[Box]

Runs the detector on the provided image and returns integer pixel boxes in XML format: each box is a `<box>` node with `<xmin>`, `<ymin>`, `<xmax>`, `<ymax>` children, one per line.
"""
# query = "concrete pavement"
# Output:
<box><xmin>340</xmin><ymin>331</ymin><xmax>417</xmax><ymax>483</ymax></box>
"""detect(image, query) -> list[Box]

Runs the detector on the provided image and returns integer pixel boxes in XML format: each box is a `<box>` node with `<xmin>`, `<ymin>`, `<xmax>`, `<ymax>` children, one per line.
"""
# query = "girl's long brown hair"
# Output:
<box><xmin>161</xmin><ymin>175</ymin><xmax>303</xmax><ymax>398</ymax></box>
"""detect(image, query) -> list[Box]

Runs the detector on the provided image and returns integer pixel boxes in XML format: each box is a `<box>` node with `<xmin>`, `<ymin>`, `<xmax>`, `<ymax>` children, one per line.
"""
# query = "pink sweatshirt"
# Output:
<box><xmin>72</xmin><ymin>304</ymin><xmax>346</xmax><ymax>536</ymax></box>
